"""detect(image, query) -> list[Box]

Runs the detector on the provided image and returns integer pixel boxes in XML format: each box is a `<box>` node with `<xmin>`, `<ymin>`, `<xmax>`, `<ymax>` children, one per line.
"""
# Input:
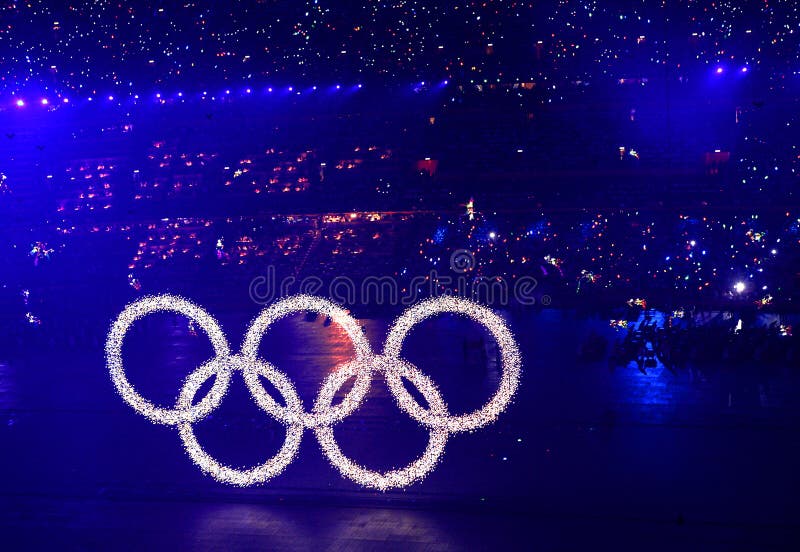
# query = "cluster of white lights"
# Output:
<box><xmin>106</xmin><ymin>294</ymin><xmax>521</xmax><ymax>489</ymax></box>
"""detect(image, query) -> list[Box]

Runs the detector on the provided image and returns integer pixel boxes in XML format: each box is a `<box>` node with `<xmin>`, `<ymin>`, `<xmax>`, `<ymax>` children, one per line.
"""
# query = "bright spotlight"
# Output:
<box><xmin>734</xmin><ymin>281</ymin><xmax>746</xmax><ymax>294</ymax></box>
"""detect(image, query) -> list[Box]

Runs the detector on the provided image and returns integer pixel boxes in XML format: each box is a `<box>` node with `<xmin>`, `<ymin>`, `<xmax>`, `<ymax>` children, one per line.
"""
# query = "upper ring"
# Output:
<box><xmin>241</xmin><ymin>294</ymin><xmax>374</xmax><ymax>428</ymax></box>
<box><xmin>383</xmin><ymin>295</ymin><xmax>522</xmax><ymax>433</ymax></box>
<box><xmin>105</xmin><ymin>294</ymin><xmax>233</xmax><ymax>425</ymax></box>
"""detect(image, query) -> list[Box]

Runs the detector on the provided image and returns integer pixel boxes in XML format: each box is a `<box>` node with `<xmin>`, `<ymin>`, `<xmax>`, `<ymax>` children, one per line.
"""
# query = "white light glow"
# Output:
<box><xmin>106</xmin><ymin>294</ymin><xmax>522</xmax><ymax>489</ymax></box>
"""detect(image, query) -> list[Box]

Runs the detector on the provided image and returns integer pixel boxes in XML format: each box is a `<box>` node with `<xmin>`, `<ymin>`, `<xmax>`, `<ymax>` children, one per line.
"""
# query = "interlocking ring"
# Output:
<box><xmin>241</xmin><ymin>295</ymin><xmax>373</xmax><ymax>429</ymax></box>
<box><xmin>105</xmin><ymin>294</ymin><xmax>233</xmax><ymax>425</ymax></box>
<box><xmin>314</xmin><ymin>355</ymin><xmax>451</xmax><ymax>490</ymax></box>
<box><xmin>106</xmin><ymin>294</ymin><xmax>522</xmax><ymax>489</ymax></box>
<box><xmin>383</xmin><ymin>296</ymin><xmax>522</xmax><ymax>433</ymax></box>
<box><xmin>177</xmin><ymin>354</ymin><xmax>305</xmax><ymax>485</ymax></box>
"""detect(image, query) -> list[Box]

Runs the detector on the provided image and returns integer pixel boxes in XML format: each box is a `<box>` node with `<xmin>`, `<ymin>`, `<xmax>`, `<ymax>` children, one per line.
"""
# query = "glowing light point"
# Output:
<box><xmin>40</xmin><ymin>98</ymin><xmax>49</xmax><ymax>105</ymax></box>
<box><xmin>734</xmin><ymin>281</ymin><xmax>746</xmax><ymax>294</ymax></box>
<box><xmin>15</xmin><ymin>99</ymin><xmax>25</xmax><ymax>107</ymax></box>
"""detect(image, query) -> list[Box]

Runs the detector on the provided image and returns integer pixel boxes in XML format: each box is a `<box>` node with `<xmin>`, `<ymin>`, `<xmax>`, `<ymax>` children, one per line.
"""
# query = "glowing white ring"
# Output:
<box><xmin>106</xmin><ymin>294</ymin><xmax>232</xmax><ymax>425</ymax></box>
<box><xmin>241</xmin><ymin>294</ymin><xmax>373</xmax><ymax>428</ymax></box>
<box><xmin>177</xmin><ymin>355</ymin><xmax>304</xmax><ymax>486</ymax></box>
<box><xmin>313</xmin><ymin>356</ymin><xmax>449</xmax><ymax>490</ymax></box>
<box><xmin>383</xmin><ymin>296</ymin><xmax>522</xmax><ymax>433</ymax></box>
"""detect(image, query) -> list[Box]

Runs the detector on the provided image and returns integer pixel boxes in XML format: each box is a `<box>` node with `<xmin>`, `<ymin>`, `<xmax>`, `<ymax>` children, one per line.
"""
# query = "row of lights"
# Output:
<box><xmin>10</xmin><ymin>83</ymin><xmax>372</xmax><ymax>109</ymax></box>
<box><xmin>16</xmin><ymin>97</ymin><xmax>69</xmax><ymax>107</ymax></box>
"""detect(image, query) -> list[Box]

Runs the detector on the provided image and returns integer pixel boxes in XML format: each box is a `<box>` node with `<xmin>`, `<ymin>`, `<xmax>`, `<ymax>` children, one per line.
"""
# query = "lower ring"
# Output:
<box><xmin>313</xmin><ymin>357</ymin><xmax>450</xmax><ymax>490</ymax></box>
<box><xmin>176</xmin><ymin>354</ymin><xmax>305</xmax><ymax>486</ymax></box>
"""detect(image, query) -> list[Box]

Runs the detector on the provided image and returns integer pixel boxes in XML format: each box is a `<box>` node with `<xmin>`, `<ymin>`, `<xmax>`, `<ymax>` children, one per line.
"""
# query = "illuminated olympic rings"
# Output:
<box><xmin>106</xmin><ymin>294</ymin><xmax>521</xmax><ymax>489</ymax></box>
